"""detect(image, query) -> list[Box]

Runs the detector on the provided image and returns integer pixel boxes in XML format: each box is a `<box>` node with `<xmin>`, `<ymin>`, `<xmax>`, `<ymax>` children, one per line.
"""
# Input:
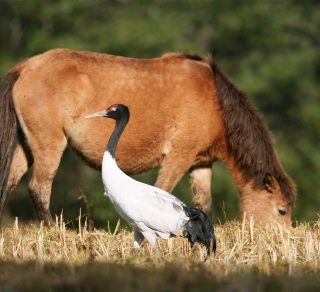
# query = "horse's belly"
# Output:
<box><xmin>68</xmin><ymin>120</ymin><xmax>164</xmax><ymax>173</ymax></box>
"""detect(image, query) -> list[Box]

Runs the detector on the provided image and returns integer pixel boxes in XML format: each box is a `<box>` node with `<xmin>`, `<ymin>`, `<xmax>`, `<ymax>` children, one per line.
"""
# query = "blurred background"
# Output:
<box><xmin>0</xmin><ymin>0</ymin><xmax>319</xmax><ymax>228</ymax></box>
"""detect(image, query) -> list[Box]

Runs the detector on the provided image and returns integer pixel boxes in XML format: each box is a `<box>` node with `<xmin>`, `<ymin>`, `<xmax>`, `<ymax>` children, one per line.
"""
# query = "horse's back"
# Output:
<box><xmin>11</xmin><ymin>49</ymin><xmax>223</xmax><ymax>171</ymax></box>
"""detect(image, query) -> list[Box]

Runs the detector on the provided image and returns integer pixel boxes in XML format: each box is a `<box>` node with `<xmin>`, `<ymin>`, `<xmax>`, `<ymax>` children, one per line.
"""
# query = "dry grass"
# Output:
<box><xmin>0</xmin><ymin>216</ymin><xmax>320</xmax><ymax>290</ymax></box>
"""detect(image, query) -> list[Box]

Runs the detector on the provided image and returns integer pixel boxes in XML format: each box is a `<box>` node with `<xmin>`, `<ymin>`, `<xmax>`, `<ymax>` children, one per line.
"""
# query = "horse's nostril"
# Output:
<box><xmin>278</xmin><ymin>208</ymin><xmax>287</xmax><ymax>216</ymax></box>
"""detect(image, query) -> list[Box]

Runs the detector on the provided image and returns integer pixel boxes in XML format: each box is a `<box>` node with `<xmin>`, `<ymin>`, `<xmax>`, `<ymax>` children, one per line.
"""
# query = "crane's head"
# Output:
<box><xmin>84</xmin><ymin>104</ymin><xmax>130</xmax><ymax>121</ymax></box>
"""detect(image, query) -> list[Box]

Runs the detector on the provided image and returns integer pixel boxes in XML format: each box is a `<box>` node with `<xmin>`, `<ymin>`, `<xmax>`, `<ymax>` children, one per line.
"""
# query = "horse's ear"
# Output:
<box><xmin>263</xmin><ymin>173</ymin><xmax>274</xmax><ymax>193</ymax></box>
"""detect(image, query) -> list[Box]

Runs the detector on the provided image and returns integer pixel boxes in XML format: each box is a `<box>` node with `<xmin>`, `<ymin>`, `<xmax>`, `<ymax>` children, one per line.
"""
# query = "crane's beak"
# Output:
<box><xmin>84</xmin><ymin>110</ymin><xmax>108</xmax><ymax>119</ymax></box>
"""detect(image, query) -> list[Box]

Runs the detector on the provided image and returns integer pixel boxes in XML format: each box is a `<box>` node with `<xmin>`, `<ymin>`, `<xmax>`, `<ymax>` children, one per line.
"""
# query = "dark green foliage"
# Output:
<box><xmin>0</xmin><ymin>0</ymin><xmax>319</xmax><ymax>226</ymax></box>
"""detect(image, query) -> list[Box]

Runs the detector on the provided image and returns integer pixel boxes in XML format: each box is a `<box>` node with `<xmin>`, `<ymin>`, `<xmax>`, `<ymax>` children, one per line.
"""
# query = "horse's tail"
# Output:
<box><xmin>0</xmin><ymin>70</ymin><xmax>20</xmax><ymax>216</ymax></box>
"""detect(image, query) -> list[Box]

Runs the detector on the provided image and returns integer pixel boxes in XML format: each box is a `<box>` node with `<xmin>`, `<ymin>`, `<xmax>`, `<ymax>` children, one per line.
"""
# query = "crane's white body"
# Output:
<box><xmin>102</xmin><ymin>151</ymin><xmax>189</xmax><ymax>249</ymax></box>
<box><xmin>85</xmin><ymin>104</ymin><xmax>214</xmax><ymax>252</ymax></box>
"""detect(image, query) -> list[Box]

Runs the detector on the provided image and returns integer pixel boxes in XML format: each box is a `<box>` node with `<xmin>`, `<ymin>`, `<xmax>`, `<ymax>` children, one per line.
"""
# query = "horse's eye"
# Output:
<box><xmin>278</xmin><ymin>208</ymin><xmax>287</xmax><ymax>216</ymax></box>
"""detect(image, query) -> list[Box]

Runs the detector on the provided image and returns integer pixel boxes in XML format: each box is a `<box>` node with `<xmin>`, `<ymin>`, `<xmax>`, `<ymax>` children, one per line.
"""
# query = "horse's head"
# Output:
<box><xmin>240</xmin><ymin>173</ymin><xmax>296</xmax><ymax>226</ymax></box>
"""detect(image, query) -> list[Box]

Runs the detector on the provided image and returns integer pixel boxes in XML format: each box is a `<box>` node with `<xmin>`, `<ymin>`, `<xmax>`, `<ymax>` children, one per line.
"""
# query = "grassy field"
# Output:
<box><xmin>0</xmin><ymin>216</ymin><xmax>320</xmax><ymax>291</ymax></box>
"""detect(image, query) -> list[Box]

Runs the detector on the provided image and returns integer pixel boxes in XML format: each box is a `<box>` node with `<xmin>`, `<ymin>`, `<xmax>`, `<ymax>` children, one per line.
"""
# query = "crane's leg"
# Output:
<box><xmin>189</xmin><ymin>166</ymin><xmax>213</xmax><ymax>218</ymax></box>
<box><xmin>28</xmin><ymin>132</ymin><xmax>67</xmax><ymax>225</ymax></box>
<box><xmin>133</xmin><ymin>227</ymin><xmax>144</xmax><ymax>252</ymax></box>
<box><xmin>140</xmin><ymin>230</ymin><xmax>158</xmax><ymax>250</ymax></box>
<box><xmin>135</xmin><ymin>223</ymin><xmax>160</xmax><ymax>254</ymax></box>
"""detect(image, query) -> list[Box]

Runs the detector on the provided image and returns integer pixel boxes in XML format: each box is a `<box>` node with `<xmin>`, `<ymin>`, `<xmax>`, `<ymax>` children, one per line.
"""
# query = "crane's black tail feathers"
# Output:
<box><xmin>183</xmin><ymin>206</ymin><xmax>216</xmax><ymax>253</ymax></box>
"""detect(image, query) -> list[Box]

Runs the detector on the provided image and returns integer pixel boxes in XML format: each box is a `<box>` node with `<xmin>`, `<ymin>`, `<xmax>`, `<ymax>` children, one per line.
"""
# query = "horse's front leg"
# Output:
<box><xmin>155</xmin><ymin>149</ymin><xmax>197</xmax><ymax>194</ymax></box>
<box><xmin>189</xmin><ymin>166</ymin><xmax>213</xmax><ymax>218</ymax></box>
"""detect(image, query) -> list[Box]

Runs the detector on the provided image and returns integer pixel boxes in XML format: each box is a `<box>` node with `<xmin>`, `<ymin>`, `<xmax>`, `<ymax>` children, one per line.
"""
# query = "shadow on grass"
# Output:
<box><xmin>0</xmin><ymin>261</ymin><xmax>320</xmax><ymax>291</ymax></box>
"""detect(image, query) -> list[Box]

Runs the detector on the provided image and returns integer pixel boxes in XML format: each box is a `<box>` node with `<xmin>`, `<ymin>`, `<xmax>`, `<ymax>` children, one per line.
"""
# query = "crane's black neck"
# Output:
<box><xmin>106</xmin><ymin>113</ymin><xmax>129</xmax><ymax>158</ymax></box>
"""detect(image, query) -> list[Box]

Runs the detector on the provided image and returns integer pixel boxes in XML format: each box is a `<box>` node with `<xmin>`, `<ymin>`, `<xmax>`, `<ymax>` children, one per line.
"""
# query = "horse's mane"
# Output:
<box><xmin>179</xmin><ymin>53</ymin><xmax>296</xmax><ymax>204</ymax></box>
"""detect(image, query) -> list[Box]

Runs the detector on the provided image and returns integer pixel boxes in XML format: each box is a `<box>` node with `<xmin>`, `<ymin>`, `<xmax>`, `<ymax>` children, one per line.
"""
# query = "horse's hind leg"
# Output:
<box><xmin>0</xmin><ymin>142</ymin><xmax>32</xmax><ymax>222</ymax></box>
<box><xmin>189</xmin><ymin>166</ymin><xmax>212</xmax><ymax>218</ymax></box>
<box><xmin>28</xmin><ymin>133</ymin><xmax>67</xmax><ymax>225</ymax></box>
<box><xmin>7</xmin><ymin>142</ymin><xmax>32</xmax><ymax>193</ymax></box>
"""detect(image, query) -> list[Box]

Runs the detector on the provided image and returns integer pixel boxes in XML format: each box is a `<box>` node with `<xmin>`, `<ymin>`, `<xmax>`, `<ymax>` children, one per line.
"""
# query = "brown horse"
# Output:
<box><xmin>0</xmin><ymin>49</ymin><xmax>296</xmax><ymax>225</ymax></box>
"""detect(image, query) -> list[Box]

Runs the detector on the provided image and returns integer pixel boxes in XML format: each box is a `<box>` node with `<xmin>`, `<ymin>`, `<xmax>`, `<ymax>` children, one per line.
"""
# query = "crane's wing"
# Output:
<box><xmin>114</xmin><ymin>179</ymin><xmax>189</xmax><ymax>235</ymax></box>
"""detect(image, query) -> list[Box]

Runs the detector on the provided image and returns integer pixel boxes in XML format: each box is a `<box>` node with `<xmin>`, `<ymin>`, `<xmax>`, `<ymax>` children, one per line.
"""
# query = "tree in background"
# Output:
<box><xmin>0</xmin><ymin>0</ymin><xmax>319</xmax><ymax>226</ymax></box>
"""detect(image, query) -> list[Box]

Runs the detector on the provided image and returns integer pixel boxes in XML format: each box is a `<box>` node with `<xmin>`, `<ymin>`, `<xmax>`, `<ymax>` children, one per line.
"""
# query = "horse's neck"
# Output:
<box><xmin>220</xmin><ymin>153</ymin><xmax>248</xmax><ymax>192</ymax></box>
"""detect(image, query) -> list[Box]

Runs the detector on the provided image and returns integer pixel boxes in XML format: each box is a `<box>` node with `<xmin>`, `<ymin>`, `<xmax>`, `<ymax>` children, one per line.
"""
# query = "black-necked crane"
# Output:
<box><xmin>85</xmin><ymin>104</ymin><xmax>216</xmax><ymax>253</ymax></box>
